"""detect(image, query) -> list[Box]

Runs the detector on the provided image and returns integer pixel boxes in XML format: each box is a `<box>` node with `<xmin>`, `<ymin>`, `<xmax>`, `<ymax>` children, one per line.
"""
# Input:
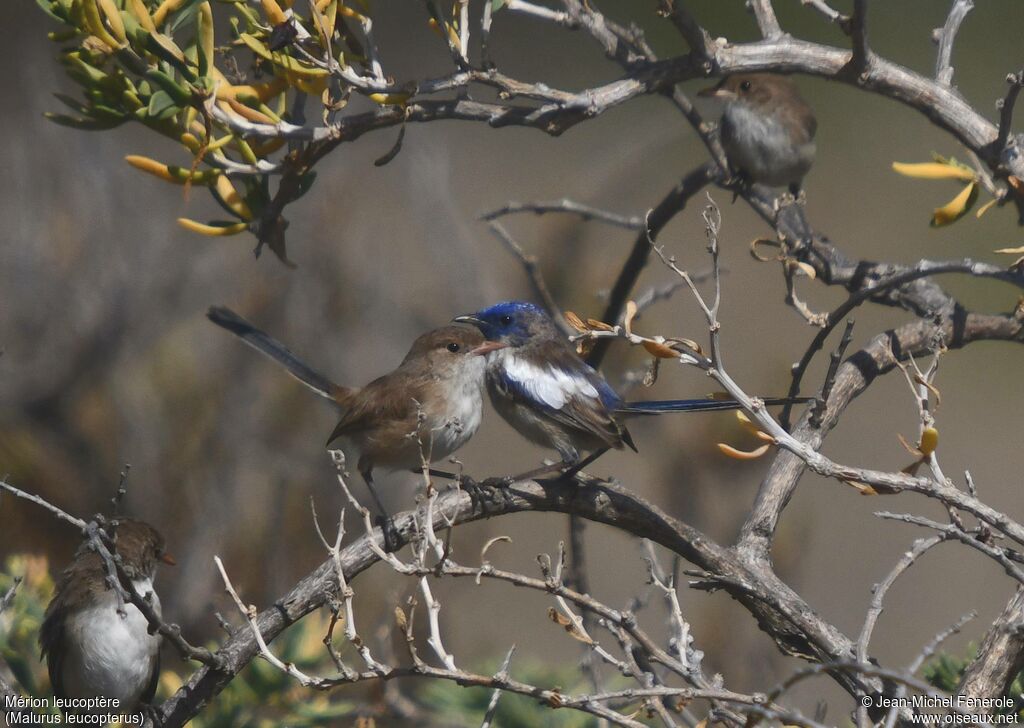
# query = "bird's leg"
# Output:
<box><xmin>777</xmin><ymin>184</ymin><xmax>800</xmax><ymax>210</ymax></box>
<box><xmin>362</xmin><ymin>470</ymin><xmax>400</xmax><ymax>553</ymax></box>
<box><xmin>414</xmin><ymin>466</ymin><xmax>488</xmax><ymax>512</ymax></box>
<box><xmin>503</xmin><ymin>444</ymin><xmax>609</xmax><ymax>484</ymax></box>
<box><xmin>559</xmin><ymin>447</ymin><xmax>610</xmax><ymax>481</ymax></box>
<box><xmin>459</xmin><ymin>474</ymin><xmax>496</xmax><ymax>516</ymax></box>
<box><xmin>729</xmin><ymin>169</ymin><xmax>751</xmax><ymax>202</ymax></box>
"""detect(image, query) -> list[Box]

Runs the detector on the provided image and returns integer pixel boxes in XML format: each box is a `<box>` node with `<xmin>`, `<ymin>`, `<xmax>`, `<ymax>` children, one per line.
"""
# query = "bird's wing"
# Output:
<box><xmin>141</xmin><ymin>652</ymin><xmax>161</xmax><ymax>706</ymax></box>
<box><xmin>39</xmin><ymin>565</ymin><xmax>80</xmax><ymax>699</ymax></box>
<box><xmin>39</xmin><ymin>610</ymin><xmax>67</xmax><ymax>698</ymax></box>
<box><xmin>798</xmin><ymin>104</ymin><xmax>817</xmax><ymax>141</ymax></box>
<box><xmin>494</xmin><ymin>349</ymin><xmax>633</xmax><ymax>451</ymax></box>
<box><xmin>325</xmin><ymin>369</ymin><xmax>420</xmax><ymax>446</ymax></box>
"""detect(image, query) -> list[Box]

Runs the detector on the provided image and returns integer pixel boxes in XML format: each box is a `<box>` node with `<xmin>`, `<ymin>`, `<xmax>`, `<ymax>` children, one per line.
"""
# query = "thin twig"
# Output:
<box><xmin>800</xmin><ymin>0</ymin><xmax>849</xmax><ymax>26</ymax></box>
<box><xmin>932</xmin><ymin>0</ymin><xmax>974</xmax><ymax>85</ymax></box>
<box><xmin>479</xmin><ymin>199</ymin><xmax>644</xmax><ymax>230</ymax></box>
<box><xmin>849</xmin><ymin>0</ymin><xmax>870</xmax><ymax>72</ymax></box>
<box><xmin>996</xmin><ymin>70</ymin><xmax>1024</xmax><ymax>152</ymax></box>
<box><xmin>808</xmin><ymin>319</ymin><xmax>855</xmax><ymax>429</ymax></box>
<box><xmin>485</xmin><ymin>220</ymin><xmax>572</xmax><ymax>336</ymax></box>
<box><xmin>882</xmin><ymin>611</ymin><xmax>977</xmax><ymax>728</ymax></box>
<box><xmin>657</xmin><ymin>1</ymin><xmax>715</xmax><ymax>62</ymax></box>
<box><xmin>854</xmin><ymin>534</ymin><xmax>945</xmax><ymax>728</ymax></box>
<box><xmin>480</xmin><ymin>646</ymin><xmax>516</xmax><ymax>728</ymax></box>
<box><xmin>0</xmin><ymin>578</ymin><xmax>21</xmax><ymax>614</ymax></box>
<box><xmin>747</xmin><ymin>0</ymin><xmax>783</xmax><ymax>39</ymax></box>
<box><xmin>781</xmin><ymin>258</ymin><xmax>1024</xmax><ymax>427</ymax></box>
<box><xmin>877</xmin><ymin>512</ymin><xmax>1024</xmax><ymax>584</ymax></box>
<box><xmin>587</xmin><ymin>163</ymin><xmax>714</xmax><ymax>367</ymax></box>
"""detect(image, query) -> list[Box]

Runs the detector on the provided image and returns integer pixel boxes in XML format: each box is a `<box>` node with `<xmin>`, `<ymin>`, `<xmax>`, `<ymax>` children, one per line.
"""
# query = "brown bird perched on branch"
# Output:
<box><xmin>40</xmin><ymin>520</ymin><xmax>174</xmax><ymax>713</ymax></box>
<box><xmin>700</xmin><ymin>73</ymin><xmax>817</xmax><ymax>194</ymax></box>
<box><xmin>207</xmin><ymin>306</ymin><xmax>503</xmax><ymax>549</ymax></box>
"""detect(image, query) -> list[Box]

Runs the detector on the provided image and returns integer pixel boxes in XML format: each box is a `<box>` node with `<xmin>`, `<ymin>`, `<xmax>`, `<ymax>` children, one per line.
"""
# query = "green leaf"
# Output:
<box><xmin>120</xmin><ymin>11</ymin><xmax>152</xmax><ymax>52</ymax></box>
<box><xmin>44</xmin><ymin>112</ymin><xmax>125</xmax><ymax>130</ymax></box>
<box><xmin>146</xmin><ymin>89</ymin><xmax>181</xmax><ymax>120</ymax></box>
<box><xmin>168</xmin><ymin>0</ymin><xmax>206</xmax><ymax>34</ymax></box>
<box><xmin>52</xmin><ymin>92</ymin><xmax>89</xmax><ymax>114</ymax></box>
<box><xmin>61</xmin><ymin>54</ymin><xmax>108</xmax><ymax>86</ymax></box>
<box><xmin>34</xmin><ymin>0</ymin><xmax>66</xmax><ymax>23</ymax></box>
<box><xmin>238</xmin><ymin>33</ymin><xmax>329</xmax><ymax>77</ymax></box>
<box><xmin>144</xmin><ymin>68</ymin><xmax>193</xmax><ymax>105</ymax></box>
<box><xmin>146</xmin><ymin>31</ymin><xmax>198</xmax><ymax>81</ymax></box>
<box><xmin>491</xmin><ymin>0</ymin><xmax>507</xmax><ymax>10</ymax></box>
<box><xmin>197</xmin><ymin>1</ymin><xmax>214</xmax><ymax>81</ymax></box>
<box><xmin>86</xmin><ymin>103</ymin><xmax>129</xmax><ymax>122</ymax></box>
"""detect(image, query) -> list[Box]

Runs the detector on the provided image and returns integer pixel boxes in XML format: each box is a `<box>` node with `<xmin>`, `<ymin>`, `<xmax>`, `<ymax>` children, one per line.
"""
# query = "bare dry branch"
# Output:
<box><xmin>996</xmin><ymin>70</ymin><xmax>1024</xmax><ymax>153</ymax></box>
<box><xmin>957</xmin><ymin>587</ymin><xmax>1024</xmax><ymax>702</ymax></box>
<box><xmin>933</xmin><ymin>0</ymin><xmax>975</xmax><ymax>85</ymax></box>
<box><xmin>747</xmin><ymin>0</ymin><xmax>783</xmax><ymax>39</ymax></box>
<box><xmin>479</xmin><ymin>199</ymin><xmax>643</xmax><ymax>230</ymax></box>
<box><xmin>485</xmin><ymin>220</ymin><xmax>572</xmax><ymax>337</ymax></box>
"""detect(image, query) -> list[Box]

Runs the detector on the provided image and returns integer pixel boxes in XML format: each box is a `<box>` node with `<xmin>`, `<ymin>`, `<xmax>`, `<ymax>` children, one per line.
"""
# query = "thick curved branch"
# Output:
<box><xmin>956</xmin><ymin>586</ymin><xmax>1024</xmax><ymax>701</ymax></box>
<box><xmin>739</xmin><ymin>309</ymin><xmax>1024</xmax><ymax>560</ymax></box>
<box><xmin>710</xmin><ymin>40</ymin><xmax>1020</xmax><ymax>182</ymax></box>
<box><xmin>782</xmin><ymin>259</ymin><xmax>1024</xmax><ymax>426</ymax></box>
<box><xmin>152</xmin><ymin>474</ymin><xmax>872</xmax><ymax>727</ymax></box>
<box><xmin>250</xmin><ymin>14</ymin><xmax>1024</xmax><ymax>248</ymax></box>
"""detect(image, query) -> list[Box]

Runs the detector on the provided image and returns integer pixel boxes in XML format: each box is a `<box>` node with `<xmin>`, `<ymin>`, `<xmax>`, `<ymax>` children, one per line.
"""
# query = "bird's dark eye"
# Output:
<box><xmin>739</xmin><ymin>80</ymin><xmax>751</xmax><ymax>92</ymax></box>
<box><xmin>446</xmin><ymin>342</ymin><xmax>461</xmax><ymax>353</ymax></box>
<box><xmin>500</xmin><ymin>315</ymin><xmax>512</xmax><ymax>325</ymax></box>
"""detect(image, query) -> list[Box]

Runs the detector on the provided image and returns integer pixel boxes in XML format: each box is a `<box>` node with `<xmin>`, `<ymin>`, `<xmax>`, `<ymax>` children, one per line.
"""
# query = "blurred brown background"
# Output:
<box><xmin>2</xmin><ymin>0</ymin><xmax>1023</xmax><ymax>717</ymax></box>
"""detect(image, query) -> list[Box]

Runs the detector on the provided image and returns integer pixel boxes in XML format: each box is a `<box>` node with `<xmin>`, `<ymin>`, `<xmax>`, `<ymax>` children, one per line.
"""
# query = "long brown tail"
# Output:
<box><xmin>207</xmin><ymin>306</ymin><xmax>352</xmax><ymax>405</ymax></box>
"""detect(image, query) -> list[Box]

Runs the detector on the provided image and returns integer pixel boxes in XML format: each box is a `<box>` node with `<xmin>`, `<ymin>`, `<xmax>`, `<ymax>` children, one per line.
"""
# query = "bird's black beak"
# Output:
<box><xmin>453</xmin><ymin>314</ymin><xmax>483</xmax><ymax>327</ymax></box>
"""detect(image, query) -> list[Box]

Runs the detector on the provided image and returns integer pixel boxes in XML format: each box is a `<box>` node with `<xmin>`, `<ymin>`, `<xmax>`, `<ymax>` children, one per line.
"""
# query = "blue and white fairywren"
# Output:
<box><xmin>455</xmin><ymin>301</ymin><xmax>802</xmax><ymax>474</ymax></box>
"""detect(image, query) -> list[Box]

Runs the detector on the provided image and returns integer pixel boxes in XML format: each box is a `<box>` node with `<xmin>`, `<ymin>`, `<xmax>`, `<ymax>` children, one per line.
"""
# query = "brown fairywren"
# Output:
<box><xmin>39</xmin><ymin>520</ymin><xmax>174</xmax><ymax>713</ymax></box>
<box><xmin>207</xmin><ymin>307</ymin><xmax>503</xmax><ymax>548</ymax></box>
<box><xmin>700</xmin><ymin>73</ymin><xmax>817</xmax><ymax>194</ymax></box>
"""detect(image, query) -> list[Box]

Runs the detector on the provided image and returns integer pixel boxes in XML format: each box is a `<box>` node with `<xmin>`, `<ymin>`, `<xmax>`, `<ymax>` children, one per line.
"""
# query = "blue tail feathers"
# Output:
<box><xmin>618</xmin><ymin>397</ymin><xmax>807</xmax><ymax>414</ymax></box>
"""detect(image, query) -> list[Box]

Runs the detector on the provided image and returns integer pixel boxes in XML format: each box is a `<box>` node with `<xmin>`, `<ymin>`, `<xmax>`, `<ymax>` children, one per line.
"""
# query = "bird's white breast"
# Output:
<box><xmin>62</xmin><ymin>578</ymin><xmax>161</xmax><ymax>707</ymax></box>
<box><xmin>490</xmin><ymin>349</ymin><xmax>599</xmax><ymax>410</ymax></box>
<box><xmin>722</xmin><ymin>102</ymin><xmax>814</xmax><ymax>187</ymax></box>
<box><xmin>428</xmin><ymin>356</ymin><xmax>485</xmax><ymax>459</ymax></box>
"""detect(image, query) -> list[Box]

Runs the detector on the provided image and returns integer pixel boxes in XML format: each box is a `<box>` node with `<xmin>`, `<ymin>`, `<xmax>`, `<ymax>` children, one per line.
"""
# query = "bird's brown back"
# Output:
<box><xmin>327</xmin><ymin>326</ymin><xmax>484</xmax><ymax>446</ymax></box>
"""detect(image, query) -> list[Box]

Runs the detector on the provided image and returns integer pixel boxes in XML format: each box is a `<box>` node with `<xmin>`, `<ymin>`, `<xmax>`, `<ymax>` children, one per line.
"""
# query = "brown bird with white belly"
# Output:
<box><xmin>700</xmin><ymin>73</ymin><xmax>817</xmax><ymax>194</ymax></box>
<box><xmin>40</xmin><ymin>520</ymin><xmax>174</xmax><ymax>714</ymax></box>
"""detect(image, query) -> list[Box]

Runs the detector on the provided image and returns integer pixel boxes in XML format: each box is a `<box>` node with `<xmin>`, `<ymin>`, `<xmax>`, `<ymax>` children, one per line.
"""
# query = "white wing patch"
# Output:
<box><xmin>495</xmin><ymin>351</ymin><xmax>599</xmax><ymax>410</ymax></box>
